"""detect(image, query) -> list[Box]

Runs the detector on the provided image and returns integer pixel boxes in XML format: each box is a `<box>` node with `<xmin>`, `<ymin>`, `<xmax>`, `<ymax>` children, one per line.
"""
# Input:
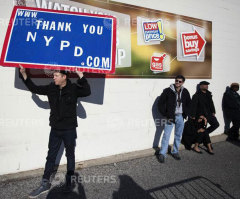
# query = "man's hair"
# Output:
<box><xmin>54</xmin><ymin>70</ymin><xmax>69</xmax><ymax>78</ymax></box>
<box><xmin>175</xmin><ymin>75</ymin><xmax>185</xmax><ymax>82</ymax></box>
<box><xmin>230</xmin><ymin>83</ymin><xmax>239</xmax><ymax>89</ymax></box>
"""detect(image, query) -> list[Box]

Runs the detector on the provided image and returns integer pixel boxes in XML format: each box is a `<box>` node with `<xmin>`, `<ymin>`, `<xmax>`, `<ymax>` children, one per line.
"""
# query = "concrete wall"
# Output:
<box><xmin>0</xmin><ymin>0</ymin><xmax>239</xmax><ymax>175</ymax></box>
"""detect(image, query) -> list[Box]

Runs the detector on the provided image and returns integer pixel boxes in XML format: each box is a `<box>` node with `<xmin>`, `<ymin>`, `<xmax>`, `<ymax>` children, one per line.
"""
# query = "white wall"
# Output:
<box><xmin>0</xmin><ymin>0</ymin><xmax>240</xmax><ymax>175</ymax></box>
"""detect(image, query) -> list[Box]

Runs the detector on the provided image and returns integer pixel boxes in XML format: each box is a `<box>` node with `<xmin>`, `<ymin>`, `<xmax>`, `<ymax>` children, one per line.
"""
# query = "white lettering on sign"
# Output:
<box><xmin>49</xmin><ymin>22</ymin><xmax>56</xmax><ymax>30</ymax></box>
<box><xmin>44</xmin><ymin>36</ymin><xmax>53</xmax><ymax>46</ymax></box>
<box><xmin>86</xmin><ymin>56</ymin><xmax>93</xmax><ymax>66</ymax></box>
<box><xmin>86</xmin><ymin>56</ymin><xmax>110</xmax><ymax>68</ymax></box>
<box><xmin>57</xmin><ymin>22</ymin><xmax>64</xmax><ymax>31</ymax></box>
<box><xmin>24</xmin><ymin>11</ymin><xmax>31</xmax><ymax>17</ymax></box>
<box><xmin>184</xmin><ymin>39</ymin><xmax>199</xmax><ymax>48</ymax></box>
<box><xmin>17</xmin><ymin>10</ymin><xmax>38</xmax><ymax>18</ymax></box>
<box><xmin>36</xmin><ymin>20</ymin><xmax>71</xmax><ymax>32</ymax></box>
<box><xmin>184</xmin><ymin>35</ymin><xmax>199</xmax><ymax>48</ymax></box>
<box><xmin>19</xmin><ymin>6</ymin><xmax>114</xmax><ymax>69</ymax></box>
<box><xmin>42</xmin><ymin>21</ymin><xmax>49</xmax><ymax>30</ymax></box>
<box><xmin>26</xmin><ymin>32</ymin><xmax>37</xmax><ymax>42</ymax></box>
<box><xmin>83</xmin><ymin>24</ymin><xmax>103</xmax><ymax>35</ymax></box>
<box><xmin>144</xmin><ymin>23</ymin><xmax>158</xmax><ymax>30</ymax></box>
<box><xmin>60</xmin><ymin>40</ymin><xmax>70</xmax><ymax>50</ymax></box>
<box><xmin>74</xmin><ymin>47</ymin><xmax>83</xmax><ymax>57</ymax></box>
<box><xmin>102</xmin><ymin>57</ymin><xmax>110</xmax><ymax>69</ymax></box>
<box><xmin>25</xmin><ymin>32</ymin><xmax>85</xmax><ymax>56</ymax></box>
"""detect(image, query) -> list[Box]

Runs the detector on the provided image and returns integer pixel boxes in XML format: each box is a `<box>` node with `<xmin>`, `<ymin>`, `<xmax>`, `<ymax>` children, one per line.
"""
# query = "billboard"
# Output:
<box><xmin>12</xmin><ymin>0</ymin><xmax>212</xmax><ymax>78</ymax></box>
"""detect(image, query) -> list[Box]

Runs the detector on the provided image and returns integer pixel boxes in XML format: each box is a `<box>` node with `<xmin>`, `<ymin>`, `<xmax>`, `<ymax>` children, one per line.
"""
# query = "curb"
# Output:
<box><xmin>0</xmin><ymin>134</ymin><xmax>227</xmax><ymax>183</ymax></box>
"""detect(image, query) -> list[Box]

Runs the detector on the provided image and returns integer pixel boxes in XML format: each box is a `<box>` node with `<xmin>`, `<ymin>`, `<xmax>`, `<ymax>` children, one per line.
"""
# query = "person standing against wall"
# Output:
<box><xmin>157</xmin><ymin>75</ymin><xmax>191</xmax><ymax>163</ymax></box>
<box><xmin>190</xmin><ymin>81</ymin><xmax>219</xmax><ymax>154</ymax></box>
<box><xmin>19</xmin><ymin>65</ymin><xmax>91</xmax><ymax>198</ymax></box>
<box><xmin>222</xmin><ymin>86</ymin><xmax>232</xmax><ymax>134</ymax></box>
<box><xmin>223</xmin><ymin>83</ymin><xmax>240</xmax><ymax>141</ymax></box>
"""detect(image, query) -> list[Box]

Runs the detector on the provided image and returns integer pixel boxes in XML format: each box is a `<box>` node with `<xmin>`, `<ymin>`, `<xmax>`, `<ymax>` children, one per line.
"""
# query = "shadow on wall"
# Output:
<box><xmin>14</xmin><ymin>68</ymin><xmax>106</xmax><ymax>106</ymax></box>
<box><xmin>31</xmin><ymin>94</ymin><xmax>88</xmax><ymax>119</ymax></box>
<box><xmin>152</xmin><ymin>96</ymin><xmax>165</xmax><ymax>154</ymax></box>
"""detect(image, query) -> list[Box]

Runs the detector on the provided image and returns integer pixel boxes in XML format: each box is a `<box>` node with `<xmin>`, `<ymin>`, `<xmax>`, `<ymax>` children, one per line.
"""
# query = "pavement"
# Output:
<box><xmin>0</xmin><ymin>140</ymin><xmax>240</xmax><ymax>199</ymax></box>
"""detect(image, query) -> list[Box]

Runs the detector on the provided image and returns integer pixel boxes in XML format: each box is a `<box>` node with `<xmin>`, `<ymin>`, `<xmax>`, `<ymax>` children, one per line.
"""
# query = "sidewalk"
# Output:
<box><xmin>0</xmin><ymin>139</ymin><xmax>240</xmax><ymax>199</ymax></box>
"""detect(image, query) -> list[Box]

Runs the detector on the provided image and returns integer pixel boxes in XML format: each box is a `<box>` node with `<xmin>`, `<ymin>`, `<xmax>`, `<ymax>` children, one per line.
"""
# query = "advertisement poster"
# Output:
<box><xmin>13</xmin><ymin>0</ymin><xmax>212</xmax><ymax>78</ymax></box>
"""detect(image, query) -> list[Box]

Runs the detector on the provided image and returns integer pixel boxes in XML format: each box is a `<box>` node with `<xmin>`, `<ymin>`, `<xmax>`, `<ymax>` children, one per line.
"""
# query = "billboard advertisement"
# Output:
<box><xmin>11</xmin><ymin>0</ymin><xmax>212</xmax><ymax>78</ymax></box>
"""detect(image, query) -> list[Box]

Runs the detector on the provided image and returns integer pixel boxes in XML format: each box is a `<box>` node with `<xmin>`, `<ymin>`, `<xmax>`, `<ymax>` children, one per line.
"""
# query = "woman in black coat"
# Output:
<box><xmin>182</xmin><ymin>115</ymin><xmax>214</xmax><ymax>154</ymax></box>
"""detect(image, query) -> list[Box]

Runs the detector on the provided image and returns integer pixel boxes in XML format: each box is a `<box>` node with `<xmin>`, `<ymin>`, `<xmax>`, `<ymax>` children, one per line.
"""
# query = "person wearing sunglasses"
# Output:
<box><xmin>190</xmin><ymin>81</ymin><xmax>219</xmax><ymax>154</ymax></box>
<box><xmin>157</xmin><ymin>75</ymin><xmax>191</xmax><ymax>163</ymax></box>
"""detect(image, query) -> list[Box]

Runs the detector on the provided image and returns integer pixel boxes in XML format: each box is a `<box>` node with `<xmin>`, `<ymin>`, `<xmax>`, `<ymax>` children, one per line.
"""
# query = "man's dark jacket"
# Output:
<box><xmin>22</xmin><ymin>76</ymin><xmax>91</xmax><ymax>129</ymax></box>
<box><xmin>222</xmin><ymin>87</ymin><xmax>240</xmax><ymax>121</ymax></box>
<box><xmin>158</xmin><ymin>85</ymin><xmax>191</xmax><ymax>122</ymax></box>
<box><xmin>190</xmin><ymin>89</ymin><xmax>215</xmax><ymax>118</ymax></box>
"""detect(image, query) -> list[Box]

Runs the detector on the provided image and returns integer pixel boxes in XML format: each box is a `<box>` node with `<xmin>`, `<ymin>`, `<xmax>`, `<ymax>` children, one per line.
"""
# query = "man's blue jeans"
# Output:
<box><xmin>43</xmin><ymin>128</ymin><xmax>77</xmax><ymax>180</ymax></box>
<box><xmin>160</xmin><ymin>114</ymin><xmax>184</xmax><ymax>156</ymax></box>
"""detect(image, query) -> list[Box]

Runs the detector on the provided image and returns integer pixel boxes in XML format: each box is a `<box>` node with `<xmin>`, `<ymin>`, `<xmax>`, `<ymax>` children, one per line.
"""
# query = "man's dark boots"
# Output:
<box><xmin>63</xmin><ymin>171</ymin><xmax>74</xmax><ymax>193</ymax></box>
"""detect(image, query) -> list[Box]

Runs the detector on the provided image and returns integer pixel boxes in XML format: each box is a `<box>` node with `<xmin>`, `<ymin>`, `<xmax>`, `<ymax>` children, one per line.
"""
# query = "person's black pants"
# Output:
<box><xmin>43</xmin><ymin>128</ymin><xmax>77</xmax><ymax>180</ymax></box>
<box><xmin>228</xmin><ymin>120</ymin><xmax>240</xmax><ymax>139</ymax></box>
<box><xmin>196</xmin><ymin>132</ymin><xmax>211</xmax><ymax>145</ymax></box>
<box><xmin>206</xmin><ymin>115</ymin><xmax>219</xmax><ymax>134</ymax></box>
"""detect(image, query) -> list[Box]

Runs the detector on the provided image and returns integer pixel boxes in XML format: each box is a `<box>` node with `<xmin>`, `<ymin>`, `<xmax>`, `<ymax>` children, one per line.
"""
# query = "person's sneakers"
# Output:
<box><xmin>157</xmin><ymin>154</ymin><xmax>165</xmax><ymax>163</ymax></box>
<box><xmin>171</xmin><ymin>153</ymin><xmax>181</xmax><ymax>160</ymax></box>
<box><xmin>29</xmin><ymin>179</ymin><xmax>51</xmax><ymax>198</ymax></box>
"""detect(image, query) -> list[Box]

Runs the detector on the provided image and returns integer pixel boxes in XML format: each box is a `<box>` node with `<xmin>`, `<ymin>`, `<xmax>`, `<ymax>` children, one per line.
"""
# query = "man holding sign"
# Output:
<box><xmin>19</xmin><ymin>65</ymin><xmax>91</xmax><ymax>198</ymax></box>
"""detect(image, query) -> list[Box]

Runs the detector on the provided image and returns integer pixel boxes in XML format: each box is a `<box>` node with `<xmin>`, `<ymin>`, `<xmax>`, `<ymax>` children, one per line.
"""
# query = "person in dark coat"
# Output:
<box><xmin>182</xmin><ymin>116</ymin><xmax>213</xmax><ymax>154</ymax></box>
<box><xmin>222</xmin><ymin>83</ymin><xmax>240</xmax><ymax>141</ymax></box>
<box><xmin>192</xmin><ymin>115</ymin><xmax>214</xmax><ymax>154</ymax></box>
<box><xmin>190</xmin><ymin>81</ymin><xmax>219</xmax><ymax>152</ymax></box>
<box><xmin>181</xmin><ymin>119</ymin><xmax>196</xmax><ymax>150</ymax></box>
<box><xmin>222</xmin><ymin>86</ymin><xmax>232</xmax><ymax>134</ymax></box>
<box><xmin>19</xmin><ymin>65</ymin><xmax>91</xmax><ymax>198</ymax></box>
<box><xmin>157</xmin><ymin>75</ymin><xmax>191</xmax><ymax>163</ymax></box>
